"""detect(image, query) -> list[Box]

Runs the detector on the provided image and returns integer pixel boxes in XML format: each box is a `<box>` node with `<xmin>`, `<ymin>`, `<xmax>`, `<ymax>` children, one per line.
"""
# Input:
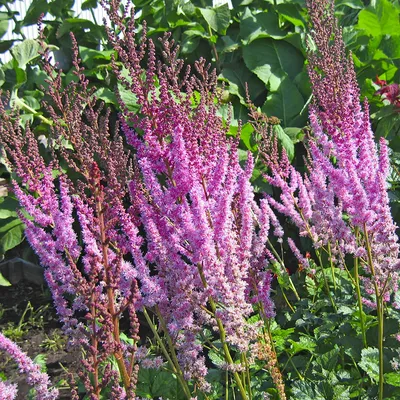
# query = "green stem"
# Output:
<box><xmin>316</xmin><ymin>250</ymin><xmax>337</xmax><ymax>312</ymax></box>
<box><xmin>13</xmin><ymin>97</ymin><xmax>54</xmax><ymax>126</ymax></box>
<box><xmin>279</xmin><ymin>284</ymin><xmax>295</xmax><ymax>312</ymax></box>
<box><xmin>142</xmin><ymin>308</ymin><xmax>192</xmax><ymax>400</ymax></box>
<box><xmin>197</xmin><ymin>264</ymin><xmax>248</xmax><ymax>399</ymax></box>
<box><xmin>363</xmin><ymin>224</ymin><xmax>384</xmax><ymax>400</ymax></box>
<box><xmin>244</xmin><ymin>353</ymin><xmax>252</xmax><ymax>400</ymax></box>
<box><xmin>327</xmin><ymin>242</ymin><xmax>337</xmax><ymax>292</ymax></box>
<box><xmin>210</xmin><ymin>296</ymin><xmax>248</xmax><ymax>399</ymax></box>
<box><xmin>353</xmin><ymin>231</ymin><xmax>367</xmax><ymax>348</ymax></box>
<box><xmin>267</xmin><ymin>238</ymin><xmax>300</xmax><ymax>301</ymax></box>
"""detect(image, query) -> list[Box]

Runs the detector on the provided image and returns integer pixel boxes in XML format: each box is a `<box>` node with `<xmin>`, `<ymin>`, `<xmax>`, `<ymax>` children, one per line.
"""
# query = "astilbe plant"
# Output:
<box><xmin>0</xmin><ymin>11</ymin><xmax>283</xmax><ymax>400</ymax></box>
<box><xmin>102</xmin><ymin>1</ymin><xmax>284</xmax><ymax>398</ymax></box>
<box><xmin>0</xmin><ymin>35</ymin><xmax>142</xmax><ymax>399</ymax></box>
<box><xmin>252</xmin><ymin>0</ymin><xmax>400</xmax><ymax>398</ymax></box>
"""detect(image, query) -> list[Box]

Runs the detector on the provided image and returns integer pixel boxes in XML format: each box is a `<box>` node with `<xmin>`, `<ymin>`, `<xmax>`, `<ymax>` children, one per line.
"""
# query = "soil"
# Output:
<box><xmin>0</xmin><ymin>280</ymin><xmax>80</xmax><ymax>399</ymax></box>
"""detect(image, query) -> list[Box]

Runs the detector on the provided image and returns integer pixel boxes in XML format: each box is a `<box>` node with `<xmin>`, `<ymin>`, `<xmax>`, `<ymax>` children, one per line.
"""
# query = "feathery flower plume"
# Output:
<box><xmin>0</xmin><ymin>332</ymin><xmax>58</xmax><ymax>400</ymax></box>
<box><xmin>0</xmin><ymin>34</ymin><xmax>141</xmax><ymax>398</ymax></box>
<box><xmin>257</xmin><ymin>0</ymin><xmax>399</xmax><ymax>304</ymax></box>
<box><xmin>104</xmin><ymin>0</ymin><xmax>277</xmax><ymax>390</ymax></box>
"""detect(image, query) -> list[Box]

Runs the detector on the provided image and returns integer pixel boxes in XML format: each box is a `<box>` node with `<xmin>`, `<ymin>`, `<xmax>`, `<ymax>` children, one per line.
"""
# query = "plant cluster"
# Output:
<box><xmin>0</xmin><ymin>0</ymin><xmax>400</xmax><ymax>399</ymax></box>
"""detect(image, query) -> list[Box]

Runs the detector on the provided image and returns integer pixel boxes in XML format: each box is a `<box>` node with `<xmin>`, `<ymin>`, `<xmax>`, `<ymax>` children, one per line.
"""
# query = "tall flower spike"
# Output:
<box><xmin>257</xmin><ymin>0</ymin><xmax>399</xmax><ymax>304</ymax></box>
<box><xmin>105</xmin><ymin>1</ymin><xmax>277</xmax><ymax>389</ymax></box>
<box><xmin>0</xmin><ymin>32</ymin><xmax>143</xmax><ymax>398</ymax></box>
<box><xmin>306</xmin><ymin>0</ymin><xmax>400</xmax><ymax>299</ymax></box>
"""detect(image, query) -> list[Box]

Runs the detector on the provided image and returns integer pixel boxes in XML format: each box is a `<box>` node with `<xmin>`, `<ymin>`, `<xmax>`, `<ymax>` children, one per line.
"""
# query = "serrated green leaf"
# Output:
<box><xmin>385</xmin><ymin>372</ymin><xmax>400</xmax><ymax>387</ymax></box>
<box><xmin>317</xmin><ymin>346</ymin><xmax>339</xmax><ymax>372</ymax></box>
<box><xmin>288</xmin><ymin>335</ymin><xmax>316</xmax><ymax>355</ymax></box>
<box><xmin>209</xmin><ymin>350</ymin><xmax>225</xmax><ymax>367</ymax></box>
<box><xmin>136</xmin><ymin>368</ymin><xmax>184</xmax><ymax>399</ymax></box>
<box><xmin>118</xmin><ymin>85</ymin><xmax>139</xmax><ymax>112</ymax></box>
<box><xmin>33</xmin><ymin>354</ymin><xmax>48</xmax><ymax>372</ymax></box>
<box><xmin>358</xmin><ymin>347</ymin><xmax>379</xmax><ymax>382</ymax></box>
<box><xmin>291</xmin><ymin>380</ymin><xmax>325</xmax><ymax>400</ymax></box>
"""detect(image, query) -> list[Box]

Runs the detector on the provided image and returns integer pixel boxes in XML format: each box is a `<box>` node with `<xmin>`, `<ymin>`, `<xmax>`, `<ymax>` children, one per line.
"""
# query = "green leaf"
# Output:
<box><xmin>358</xmin><ymin>347</ymin><xmax>379</xmax><ymax>382</ymax></box>
<box><xmin>0</xmin><ymin>221</ymin><xmax>24</xmax><ymax>254</ymax></box>
<box><xmin>357</xmin><ymin>0</ymin><xmax>400</xmax><ymax>37</ymax></box>
<box><xmin>305</xmin><ymin>274</ymin><xmax>317</xmax><ymax>296</ymax></box>
<box><xmin>284</xmin><ymin>127</ymin><xmax>303</xmax><ymax>143</ymax></box>
<box><xmin>317</xmin><ymin>346</ymin><xmax>339</xmax><ymax>372</ymax></box>
<box><xmin>94</xmin><ymin>87</ymin><xmax>118</xmax><ymax>106</ymax></box>
<box><xmin>0</xmin><ymin>68</ymin><xmax>5</xmax><ymax>87</ymax></box>
<box><xmin>336</xmin><ymin>0</ymin><xmax>364</xmax><ymax>9</ymax></box>
<box><xmin>240</xmin><ymin>8</ymin><xmax>286</xmax><ymax>44</ymax></box>
<box><xmin>262</xmin><ymin>78</ymin><xmax>305</xmax><ymax>127</ymax></box>
<box><xmin>273</xmin><ymin>124</ymin><xmax>295</xmax><ymax>160</ymax></box>
<box><xmin>288</xmin><ymin>335</ymin><xmax>316</xmax><ymax>355</ymax></box>
<box><xmin>385</xmin><ymin>372</ymin><xmax>400</xmax><ymax>387</ymax></box>
<box><xmin>0</xmin><ymin>12</ymin><xmax>9</xmax><ymax>39</ymax></box>
<box><xmin>275</xmin><ymin>4</ymin><xmax>305</xmax><ymax>28</ymax></box>
<box><xmin>79</xmin><ymin>47</ymin><xmax>114</xmax><ymax>69</ymax></box>
<box><xmin>199</xmin><ymin>4</ymin><xmax>230</xmax><ymax>35</ymax></box>
<box><xmin>0</xmin><ymin>272</ymin><xmax>11</xmax><ymax>286</ymax></box>
<box><xmin>33</xmin><ymin>354</ymin><xmax>48</xmax><ymax>372</ymax></box>
<box><xmin>0</xmin><ymin>197</ymin><xmax>19</xmax><ymax>219</ymax></box>
<box><xmin>219</xmin><ymin>63</ymin><xmax>265</xmax><ymax>104</ymax></box>
<box><xmin>136</xmin><ymin>369</ymin><xmax>184</xmax><ymax>399</ymax></box>
<box><xmin>22</xmin><ymin>0</ymin><xmax>49</xmax><ymax>26</ymax></box>
<box><xmin>11</xmin><ymin>39</ymin><xmax>41</xmax><ymax>69</ymax></box>
<box><xmin>381</xmin><ymin>35</ymin><xmax>400</xmax><ymax>59</ymax></box>
<box><xmin>118</xmin><ymin>84</ymin><xmax>139</xmax><ymax>112</ymax></box>
<box><xmin>242</xmin><ymin>39</ymin><xmax>304</xmax><ymax>87</ymax></box>
<box><xmin>209</xmin><ymin>349</ymin><xmax>225</xmax><ymax>367</ymax></box>
<box><xmin>181</xmin><ymin>30</ymin><xmax>201</xmax><ymax>54</ymax></box>
<box><xmin>291</xmin><ymin>380</ymin><xmax>325</xmax><ymax>400</ymax></box>
<box><xmin>81</xmin><ymin>0</ymin><xmax>98</xmax><ymax>10</ymax></box>
<box><xmin>240</xmin><ymin>123</ymin><xmax>255</xmax><ymax>151</ymax></box>
<box><xmin>57</xmin><ymin>18</ymin><xmax>97</xmax><ymax>38</ymax></box>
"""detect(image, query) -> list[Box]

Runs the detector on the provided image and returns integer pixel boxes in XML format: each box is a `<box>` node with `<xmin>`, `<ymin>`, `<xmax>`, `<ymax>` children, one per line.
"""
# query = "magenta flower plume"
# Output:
<box><xmin>0</xmin><ymin>35</ymin><xmax>142</xmax><ymax>398</ymax></box>
<box><xmin>105</xmin><ymin>0</ymin><xmax>276</xmax><ymax>386</ymax></box>
<box><xmin>0</xmin><ymin>332</ymin><xmax>58</xmax><ymax>399</ymax></box>
<box><xmin>0</xmin><ymin>381</ymin><xmax>18</xmax><ymax>400</ymax></box>
<box><xmin>258</xmin><ymin>0</ymin><xmax>399</xmax><ymax>304</ymax></box>
<box><xmin>306</xmin><ymin>0</ymin><xmax>400</xmax><ymax>298</ymax></box>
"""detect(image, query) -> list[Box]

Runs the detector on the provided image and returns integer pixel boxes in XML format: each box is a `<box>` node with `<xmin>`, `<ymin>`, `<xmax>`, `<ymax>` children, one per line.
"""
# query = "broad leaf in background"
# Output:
<box><xmin>199</xmin><ymin>3</ymin><xmax>231</xmax><ymax>35</ymax></box>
